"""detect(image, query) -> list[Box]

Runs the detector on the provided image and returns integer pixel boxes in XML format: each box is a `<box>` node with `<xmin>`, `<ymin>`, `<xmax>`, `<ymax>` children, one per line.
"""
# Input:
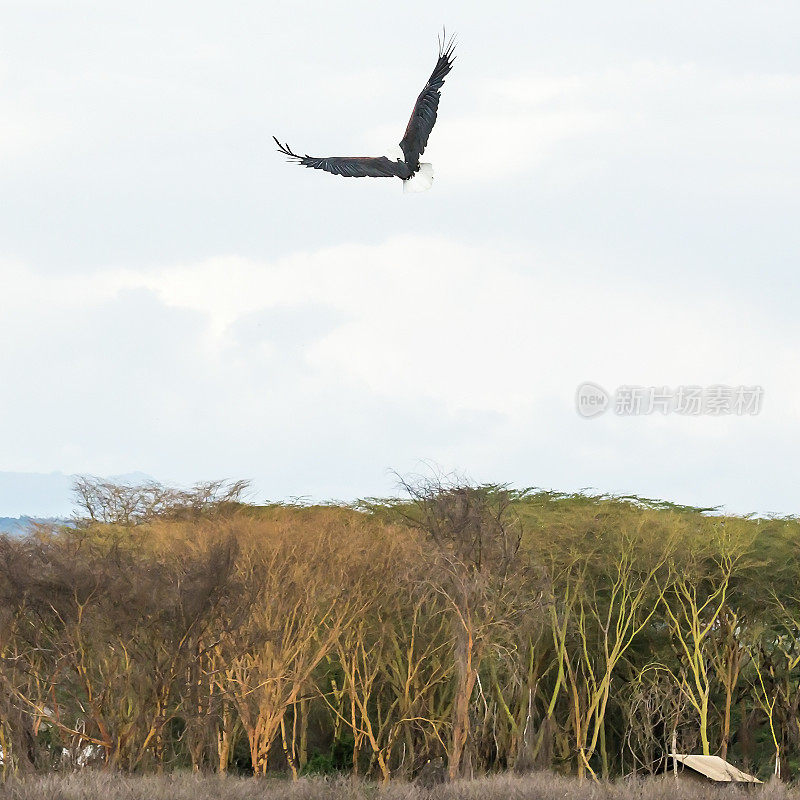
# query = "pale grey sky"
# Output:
<box><xmin>1</xmin><ymin>1</ymin><xmax>798</xmax><ymax>516</ymax></box>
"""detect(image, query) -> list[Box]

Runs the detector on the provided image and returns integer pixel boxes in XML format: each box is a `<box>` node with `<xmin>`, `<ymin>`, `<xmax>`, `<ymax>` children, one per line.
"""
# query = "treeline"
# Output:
<box><xmin>0</xmin><ymin>476</ymin><xmax>798</xmax><ymax>782</ymax></box>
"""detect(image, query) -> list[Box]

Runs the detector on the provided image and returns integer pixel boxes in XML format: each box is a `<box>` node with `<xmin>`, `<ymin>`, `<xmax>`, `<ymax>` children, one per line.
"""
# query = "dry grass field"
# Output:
<box><xmin>0</xmin><ymin>774</ymin><xmax>796</xmax><ymax>800</ymax></box>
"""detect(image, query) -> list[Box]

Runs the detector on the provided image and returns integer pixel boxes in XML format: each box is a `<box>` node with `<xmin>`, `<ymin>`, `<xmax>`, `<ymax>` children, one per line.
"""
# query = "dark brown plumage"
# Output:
<box><xmin>274</xmin><ymin>31</ymin><xmax>456</xmax><ymax>189</ymax></box>
<box><xmin>399</xmin><ymin>34</ymin><xmax>456</xmax><ymax>173</ymax></box>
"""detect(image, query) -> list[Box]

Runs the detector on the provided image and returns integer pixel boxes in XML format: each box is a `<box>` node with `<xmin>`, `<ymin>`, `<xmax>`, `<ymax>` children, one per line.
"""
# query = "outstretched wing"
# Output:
<box><xmin>399</xmin><ymin>32</ymin><xmax>456</xmax><ymax>171</ymax></box>
<box><xmin>274</xmin><ymin>138</ymin><xmax>409</xmax><ymax>179</ymax></box>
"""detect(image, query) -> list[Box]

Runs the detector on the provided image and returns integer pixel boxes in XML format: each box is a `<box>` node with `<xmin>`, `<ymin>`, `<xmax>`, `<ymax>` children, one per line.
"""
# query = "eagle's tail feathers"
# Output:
<box><xmin>402</xmin><ymin>163</ymin><xmax>434</xmax><ymax>193</ymax></box>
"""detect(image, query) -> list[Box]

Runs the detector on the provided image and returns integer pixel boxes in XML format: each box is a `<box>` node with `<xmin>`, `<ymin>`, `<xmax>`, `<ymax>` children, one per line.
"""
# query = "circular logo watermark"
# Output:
<box><xmin>575</xmin><ymin>382</ymin><xmax>610</xmax><ymax>418</ymax></box>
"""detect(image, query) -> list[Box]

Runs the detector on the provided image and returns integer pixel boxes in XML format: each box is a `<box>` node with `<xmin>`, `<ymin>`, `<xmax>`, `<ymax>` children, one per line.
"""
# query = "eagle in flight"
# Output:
<box><xmin>274</xmin><ymin>32</ymin><xmax>456</xmax><ymax>193</ymax></box>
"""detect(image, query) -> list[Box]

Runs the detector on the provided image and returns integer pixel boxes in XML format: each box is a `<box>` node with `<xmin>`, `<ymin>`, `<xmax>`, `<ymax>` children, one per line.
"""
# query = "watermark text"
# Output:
<box><xmin>575</xmin><ymin>383</ymin><xmax>763</xmax><ymax>418</ymax></box>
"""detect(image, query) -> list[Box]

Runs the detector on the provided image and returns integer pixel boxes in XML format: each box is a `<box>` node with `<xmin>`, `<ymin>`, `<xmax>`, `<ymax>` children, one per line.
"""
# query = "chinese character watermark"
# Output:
<box><xmin>575</xmin><ymin>383</ymin><xmax>763</xmax><ymax>418</ymax></box>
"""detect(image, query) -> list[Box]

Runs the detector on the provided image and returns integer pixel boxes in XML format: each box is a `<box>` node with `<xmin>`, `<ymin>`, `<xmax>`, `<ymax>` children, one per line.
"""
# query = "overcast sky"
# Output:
<box><xmin>1</xmin><ymin>1</ymin><xmax>798</xmax><ymax>517</ymax></box>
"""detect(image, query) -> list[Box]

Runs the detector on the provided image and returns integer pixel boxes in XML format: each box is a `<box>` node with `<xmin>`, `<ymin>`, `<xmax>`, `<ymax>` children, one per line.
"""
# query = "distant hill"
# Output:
<box><xmin>0</xmin><ymin>516</ymin><xmax>65</xmax><ymax>536</ymax></box>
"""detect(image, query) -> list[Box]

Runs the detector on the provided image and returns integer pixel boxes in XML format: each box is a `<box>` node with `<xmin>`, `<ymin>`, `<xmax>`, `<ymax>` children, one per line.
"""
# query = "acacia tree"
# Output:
<box><xmin>659</xmin><ymin>524</ymin><xmax>745</xmax><ymax>756</ymax></box>
<box><xmin>1</xmin><ymin>484</ymin><xmax>798</xmax><ymax>780</ymax></box>
<box><xmin>223</xmin><ymin>521</ymin><xmax>361</xmax><ymax>776</ymax></box>
<box><xmin>0</xmin><ymin>537</ymin><xmax>41</xmax><ymax>775</ymax></box>
<box><xmin>622</xmin><ymin>666</ymin><xmax>689</xmax><ymax>776</ymax></box>
<box><xmin>554</xmin><ymin>524</ymin><xmax>672</xmax><ymax>781</ymax></box>
<box><xmin>757</xmin><ymin>595</ymin><xmax>800</xmax><ymax>779</ymax></box>
<box><xmin>378</xmin><ymin>588</ymin><xmax>453</xmax><ymax>776</ymax></box>
<box><xmin>329</xmin><ymin>620</ymin><xmax>392</xmax><ymax>780</ymax></box>
<box><xmin>324</xmin><ymin>524</ymin><xmax>449</xmax><ymax>783</ymax></box>
<box><xmin>709</xmin><ymin>606</ymin><xmax>750</xmax><ymax>761</ymax></box>
<box><xmin>483</xmin><ymin>607</ymin><xmax>552</xmax><ymax>772</ymax></box>
<box><xmin>769</xmin><ymin>535</ymin><xmax>800</xmax><ymax>767</ymax></box>
<box><xmin>72</xmin><ymin>477</ymin><xmax>249</xmax><ymax>526</ymax></box>
<box><xmin>0</xmin><ymin>525</ymin><xmax>238</xmax><ymax>772</ymax></box>
<box><xmin>395</xmin><ymin>476</ymin><xmax>527</xmax><ymax>780</ymax></box>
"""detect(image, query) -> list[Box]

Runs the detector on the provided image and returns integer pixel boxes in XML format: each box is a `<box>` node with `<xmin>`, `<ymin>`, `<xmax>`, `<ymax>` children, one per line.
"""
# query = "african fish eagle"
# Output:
<box><xmin>274</xmin><ymin>32</ymin><xmax>456</xmax><ymax>193</ymax></box>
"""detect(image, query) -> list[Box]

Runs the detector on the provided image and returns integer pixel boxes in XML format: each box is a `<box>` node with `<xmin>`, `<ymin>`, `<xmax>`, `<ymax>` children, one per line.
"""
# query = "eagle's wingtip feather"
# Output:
<box><xmin>438</xmin><ymin>27</ymin><xmax>457</xmax><ymax>60</ymax></box>
<box><xmin>273</xmin><ymin>137</ymin><xmax>305</xmax><ymax>164</ymax></box>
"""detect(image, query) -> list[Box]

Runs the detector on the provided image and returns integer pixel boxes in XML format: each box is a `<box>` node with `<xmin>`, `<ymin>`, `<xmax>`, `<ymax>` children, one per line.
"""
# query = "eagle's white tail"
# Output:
<box><xmin>403</xmin><ymin>163</ymin><xmax>434</xmax><ymax>193</ymax></box>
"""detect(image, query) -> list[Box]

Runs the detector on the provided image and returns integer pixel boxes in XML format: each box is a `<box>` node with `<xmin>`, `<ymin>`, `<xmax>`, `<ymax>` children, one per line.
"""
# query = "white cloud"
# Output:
<box><xmin>1</xmin><ymin>236</ymin><xmax>797</xmax><ymax>511</ymax></box>
<box><xmin>5</xmin><ymin>236</ymin><xmax>797</xmax><ymax>419</ymax></box>
<box><xmin>101</xmin><ymin>237</ymin><xmax>796</xmax><ymax>415</ymax></box>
